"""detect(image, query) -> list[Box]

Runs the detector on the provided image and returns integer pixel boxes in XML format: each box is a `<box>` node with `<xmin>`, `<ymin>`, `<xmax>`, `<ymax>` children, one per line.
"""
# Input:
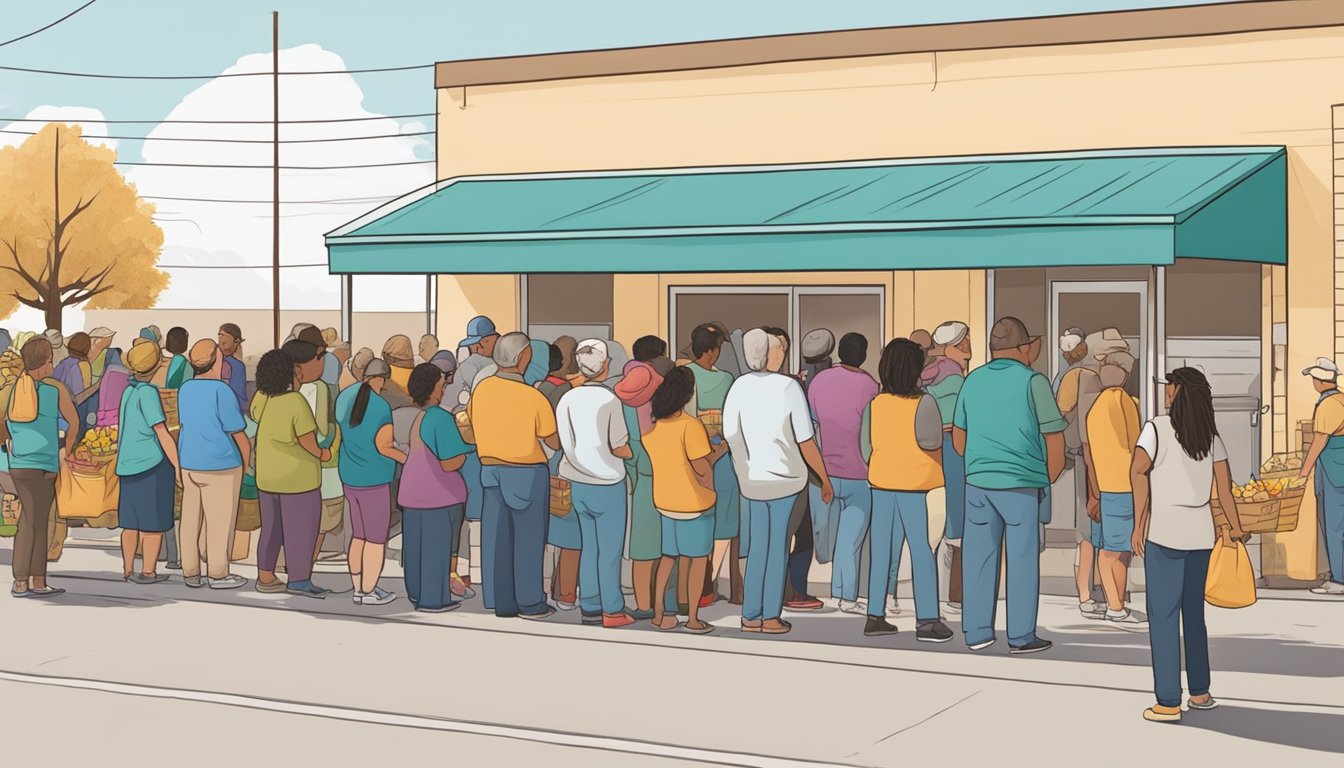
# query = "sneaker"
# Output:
<box><xmin>837</xmin><ymin>599</ymin><xmax>868</xmax><ymax>615</ymax></box>
<box><xmin>581</xmin><ymin>611</ymin><xmax>603</xmax><ymax>626</ymax></box>
<box><xmin>520</xmin><ymin>606</ymin><xmax>556</xmax><ymax>621</ymax></box>
<box><xmin>1106</xmin><ymin>609</ymin><xmax>1148</xmax><ymax>626</ymax></box>
<box><xmin>416</xmin><ymin>602</ymin><xmax>461</xmax><ymax>614</ymax></box>
<box><xmin>698</xmin><ymin>593</ymin><xmax>717</xmax><ymax>609</ymax></box>
<box><xmin>16</xmin><ymin>585</ymin><xmax>65</xmax><ymax>598</ymax></box>
<box><xmin>184</xmin><ymin>575</ymin><xmax>208</xmax><ymax>589</ymax></box>
<box><xmin>864</xmin><ymin>616</ymin><xmax>899</xmax><ymax>636</ymax></box>
<box><xmin>353</xmin><ymin>592</ymin><xmax>366</xmax><ymax>605</ymax></box>
<box><xmin>784</xmin><ymin>596</ymin><xmax>824</xmax><ymax>611</ymax></box>
<box><xmin>450</xmin><ymin>575</ymin><xmax>476</xmax><ymax>599</ymax></box>
<box><xmin>209</xmin><ymin>575</ymin><xmax>247</xmax><ymax>590</ymax></box>
<box><xmin>916</xmin><ymin>620</ymin><xmax>954</xmax><ymax>643</ymax></box>
<box><xmin>286</xmin><ymin>582</ymin><xmax>330</xmax><ymax>599</ymax></box>
<box><xmin>944</xmin><ymin>601</ymin><xmax>962</xmax><ymax>614</ymax></box>
<box><xmin>1309</xmin><ymin>581</ymin><xmax>1344</xmax><ymax>596</ymax></box>
<box><xmin>166</xmin><ymin>561</ymin><xmax>182</xmax><ymax>571</ymax></box>
<box><xmin>889</xmin><ymin>598</ymin><xmax>903</xmax><ymax>616</ymax></box>
<box><xmin>255</xmin><ymin>579</ymin><xmax>287</xmax><ymax>594</ymax></box>
<box><xmin>630</xmin><ymin>608</ymin><xmax>655</xmax><ymax>621</ymax></box>
<box><xmin>602</xmin><ymin>612</ymin><xmax>636</xmax><ymax>629</ymax></box>
<box><xmin>1143</xmin><ymin>705</ymin><xmax>1182</xmax><ymax>723</ymax></box>
<box><xmin>129</xmin><ymin>573</ymin><xmax>170</xmax><ymax>585</ymax></box>
<box><xmin>362</xmin><ymin>587</ymin><xmax>397</xmax><ymax>606</ymax></box>
<box><xmin>967</xmin><ymin>638</ymin><xmax>996</xmax><ymax>652</ymax></box>
<box><xmin>1010</xmin><ymin>638</ymin><xmax>1054</xmax><ymax>655</ymax></box>
<box><xmin>1187</xmin><ymin>696</ymin><xmax>1219</xmax><ymax>711</ymax></box>
<box><xmin>1079</xmin><ymin>600</ymin><xmax>1107</xmax><ymax>619</ymax></box>
<box><xmin>555</xmin><ymin>600</ymin><xmax>577</xmax><ymax>612</ymax></box>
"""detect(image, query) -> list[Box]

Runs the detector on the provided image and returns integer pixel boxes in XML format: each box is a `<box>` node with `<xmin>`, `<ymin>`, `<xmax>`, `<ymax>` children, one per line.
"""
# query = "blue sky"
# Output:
<box><xmin>0</xmin><ymin>0</ymin><xmax>1254</xmax><ymax>313</ymax></box>
<box><xmin>2</xmin><ymin>0</ymin><xmax>1253</xmax><ymax>153</ymax></box>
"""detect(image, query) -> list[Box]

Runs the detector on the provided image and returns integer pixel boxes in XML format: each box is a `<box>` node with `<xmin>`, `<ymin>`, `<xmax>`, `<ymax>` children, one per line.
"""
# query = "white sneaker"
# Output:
<box><xmin>362</xmin><ymin>587</ymin><xmax>398</xmax><ymax>606</ymax></box>
<box><xmin>208</xmin><ymin>575</ymin><xmax>247</xmax><ymax>590</ymax></box>
<box><xmin>556</xmin><ymin>600</ymin><xmax>577</xmax><ymax>611</ymax></box>
<box><xmin>944</xmin><ymin>601</ymin><xmax>962</xmax><ymax>614</ymax></box>
<box><xmin>837</xmin><ymin>599</ymin><xmax>868</xmax><ymax>615</ymax></box>
<box><xmin>1310</xmin><ymin>582</ymin><xmax>1344</xmax><ymax>595</ymax></box>
<box><xmin>1105</xmin><ymin>608</ymin><xmax>1148</xmax><ymax>626</ymax></box>
<box><xmin>1079</xmin><ymin>600</ymin><xmax>1107</xmax><ymax>619</ymax></box>
<box><xmin>888</xmin><ymin>598</ymin><xmax>903</xmax><ymax>617</ymax></box>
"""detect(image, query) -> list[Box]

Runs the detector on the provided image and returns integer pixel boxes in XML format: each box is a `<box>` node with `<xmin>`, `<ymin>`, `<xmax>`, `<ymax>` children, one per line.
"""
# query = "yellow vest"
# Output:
<box><xmin>868</xmin><ymin>394</ymin><xmax>943</xmax><ymax>492</ymax></box>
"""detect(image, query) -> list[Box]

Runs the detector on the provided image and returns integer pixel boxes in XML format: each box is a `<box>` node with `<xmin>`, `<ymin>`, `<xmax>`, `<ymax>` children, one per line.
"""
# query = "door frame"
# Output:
<box><xmin>1049</xmin><ymin>279</ymin><xmax>1152</xmax><ymax>419</ymax></box>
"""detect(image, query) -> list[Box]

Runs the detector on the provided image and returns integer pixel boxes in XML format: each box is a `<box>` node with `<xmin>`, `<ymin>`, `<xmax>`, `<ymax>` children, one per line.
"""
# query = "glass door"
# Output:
<box><xmin>1050</xmin><ymin>281</ymin><xmax>1150</xmax><ymax>418</ymax></box>
<box><xmin>793</xmin><ymin>287</ymin><xmax>885</xmax><ymax>378</ymax></box>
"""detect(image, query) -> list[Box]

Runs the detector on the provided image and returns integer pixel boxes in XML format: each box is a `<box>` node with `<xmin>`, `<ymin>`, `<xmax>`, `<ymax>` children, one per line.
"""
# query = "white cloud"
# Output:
<box><xmin>127</xmin><ymin>44</ymin><xmax>435</xmax><ymax>310</ymax></box>
<box><xmin>0</xmin><ymin>105</ymin><xmax>117</xmax><ymax>151</ymax></box>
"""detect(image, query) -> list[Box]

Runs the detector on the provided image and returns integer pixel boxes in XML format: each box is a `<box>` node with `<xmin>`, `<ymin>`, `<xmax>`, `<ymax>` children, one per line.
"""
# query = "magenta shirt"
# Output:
<box><xmin>806</xmin><ymin>366</ymin><xmax>879</xmax><ymax>480</ymax></box>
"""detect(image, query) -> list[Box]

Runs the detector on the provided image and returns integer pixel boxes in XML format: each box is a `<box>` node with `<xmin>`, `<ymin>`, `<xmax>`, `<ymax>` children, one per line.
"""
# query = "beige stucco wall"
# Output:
<box><xmin>433</xmin><ymin>26</ymin><xmax>1344</xmax><ymax>580</ymax></box>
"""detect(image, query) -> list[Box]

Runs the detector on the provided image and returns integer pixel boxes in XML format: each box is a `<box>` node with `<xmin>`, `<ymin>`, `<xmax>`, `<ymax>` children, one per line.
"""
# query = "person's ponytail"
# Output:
<box><xmin>350</xmin><ymin>382</ymin><xmax>373</xmax><ymax>428</ymax></box>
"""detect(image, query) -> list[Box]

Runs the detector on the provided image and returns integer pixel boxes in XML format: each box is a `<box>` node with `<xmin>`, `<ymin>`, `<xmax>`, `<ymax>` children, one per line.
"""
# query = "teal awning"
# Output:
<box><xmin>326</xmin><ymin>147</ymin><xmax>1287</xmax><ymax>274</ymax></box>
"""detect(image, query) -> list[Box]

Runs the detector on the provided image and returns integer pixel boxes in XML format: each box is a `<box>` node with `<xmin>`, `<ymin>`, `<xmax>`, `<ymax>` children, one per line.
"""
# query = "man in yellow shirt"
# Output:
<box><xmin>467</xmin><ymin>332</ymin><xmax>561</xmax><ymax>619</ymax></box>
<box><xmin>1300</xmin><ymin>357</ymin><xmax>1344</xmax><ymax>595</ymax></box>
<box><xmin>1084</xmin><ymin>351</ymin><xmax>1145</xmax><ymax>624</ymax></box>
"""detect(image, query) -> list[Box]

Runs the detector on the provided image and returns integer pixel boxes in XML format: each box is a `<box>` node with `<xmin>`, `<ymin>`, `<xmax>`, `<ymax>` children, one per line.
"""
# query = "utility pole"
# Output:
<box><xmin>271</xmin><ymin>10</ymin><xmax>281</xmax><ymax>349</ymax></box>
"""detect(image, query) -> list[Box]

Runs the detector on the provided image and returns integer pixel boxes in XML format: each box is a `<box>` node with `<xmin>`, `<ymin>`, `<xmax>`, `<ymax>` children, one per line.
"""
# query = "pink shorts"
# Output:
<box><xmin>345</xmin><ymin>484</ymin><xmax>392</xmax><ymax>545</ymax></box>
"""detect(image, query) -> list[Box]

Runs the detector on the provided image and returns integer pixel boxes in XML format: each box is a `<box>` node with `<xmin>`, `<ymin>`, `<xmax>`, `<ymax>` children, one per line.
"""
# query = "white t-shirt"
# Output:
<box><xmin>556</xmin><ymin>383</ymin><xmax>630</xmax><ymax>486</ymax></box>
<box><xmin>723</xmin><ymin>372</ymin><xmax>815</xmax><ymax>501</ymax></box>
<box><xmin>1136</xmin><ymin>415</ymin><xmax>1227</xmax><ymax>551</ymax></box>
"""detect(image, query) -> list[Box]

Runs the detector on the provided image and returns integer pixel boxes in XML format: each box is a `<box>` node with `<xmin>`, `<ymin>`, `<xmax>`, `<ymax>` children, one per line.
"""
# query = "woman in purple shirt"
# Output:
<box><xmin>398</xmin><ymin>363</ymin><xmax>472</xmax><ymax>613</ymax></box>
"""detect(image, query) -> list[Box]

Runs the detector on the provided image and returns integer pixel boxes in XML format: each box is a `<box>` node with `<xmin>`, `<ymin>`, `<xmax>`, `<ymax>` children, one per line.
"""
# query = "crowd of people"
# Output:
<box><xmin>0</xmin><ymin>308</ymin><xmax>1282</xmax><ymax>722</ymax></box>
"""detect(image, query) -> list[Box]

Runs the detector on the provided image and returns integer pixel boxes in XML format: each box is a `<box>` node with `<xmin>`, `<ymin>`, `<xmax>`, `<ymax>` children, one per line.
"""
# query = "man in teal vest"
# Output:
<box><xmin>1301</xmin><ymin>357</ymin><xmax>1344</xmax><ymax>595</ymax></box>
<box><xmin>953</xmin><ymin>317</ymin><xmax>1067</xmax><ymax>653</ymax></box>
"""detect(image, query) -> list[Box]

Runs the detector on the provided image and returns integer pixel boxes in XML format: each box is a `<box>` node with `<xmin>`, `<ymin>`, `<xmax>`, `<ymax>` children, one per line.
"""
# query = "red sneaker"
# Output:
<box><xmin>698</xmin><ymin>593</ymin><xmax>717</xmax><ymax>609</ymax></box>
<box><xmin>784</xmin><ymin>596</ymin><xmax>824</xmax><ymax>611</ymax></box>
<box><xmin>602</xmin><ymin>612</ymin><xmax>636</xmax><ymax>629</ymax></box>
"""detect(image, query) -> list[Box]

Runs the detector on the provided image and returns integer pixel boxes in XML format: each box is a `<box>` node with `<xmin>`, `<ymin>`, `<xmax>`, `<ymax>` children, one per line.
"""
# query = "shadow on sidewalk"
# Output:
<box><xmin>1183</xmin><ymin>706</ymin><xmax>1344</xmax><ymax>754</ymax></box>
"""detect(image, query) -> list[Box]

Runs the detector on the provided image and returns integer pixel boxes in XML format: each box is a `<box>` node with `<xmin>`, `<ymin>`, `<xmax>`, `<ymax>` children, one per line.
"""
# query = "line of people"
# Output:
<box><xmin>1</xmin><ymin>312</ymin><xmax>1259</xmax><ymax>719</ymax></box>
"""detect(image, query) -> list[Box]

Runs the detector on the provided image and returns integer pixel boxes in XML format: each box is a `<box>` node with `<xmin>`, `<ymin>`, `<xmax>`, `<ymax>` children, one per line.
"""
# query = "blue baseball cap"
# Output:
<box><xmin>457</xmin><ymin>316</ymin><xmax>498</xmax><ymax>349</ymax></box>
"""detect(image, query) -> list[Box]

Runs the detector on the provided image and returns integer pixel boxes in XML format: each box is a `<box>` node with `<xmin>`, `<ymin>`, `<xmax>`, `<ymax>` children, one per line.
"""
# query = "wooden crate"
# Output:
<box><xmin>159</xmin><ymin>388</ymin><xmax>180</xmax><ymax>432</ymax></box>
<box><xmin>549</xmin><ymin>476</ymin><xmax>572</xmax><ymax>516</ymax></box>
<box><xmin>1218</xmin><ymin>489</ymin><xmax>1303</xmax><ymax>534</ymax></box>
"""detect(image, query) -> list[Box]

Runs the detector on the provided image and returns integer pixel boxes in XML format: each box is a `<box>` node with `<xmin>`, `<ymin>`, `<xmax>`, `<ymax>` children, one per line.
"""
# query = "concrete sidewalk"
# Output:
<box><xmin>2</xmin><ymin>538</ymin><xmax>1341</xmax><ymax>764</ymax></box>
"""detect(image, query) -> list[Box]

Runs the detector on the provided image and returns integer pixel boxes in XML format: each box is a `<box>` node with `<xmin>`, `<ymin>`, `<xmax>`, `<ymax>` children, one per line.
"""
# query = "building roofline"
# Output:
<box><xmin>435</xmin><ymin>0</ymin><xmax>1344</xmax><ymax>88</ymax></box>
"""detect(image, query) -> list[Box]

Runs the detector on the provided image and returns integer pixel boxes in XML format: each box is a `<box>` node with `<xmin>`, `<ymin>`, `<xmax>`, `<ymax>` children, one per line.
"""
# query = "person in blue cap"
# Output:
<box><xmin>458</xmin><ymin>316</ymin><xmax>500</xmax><ymax>361</ymax></box>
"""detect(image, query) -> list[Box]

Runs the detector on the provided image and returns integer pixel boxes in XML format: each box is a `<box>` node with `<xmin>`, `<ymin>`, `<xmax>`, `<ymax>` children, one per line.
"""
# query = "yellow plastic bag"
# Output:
<box><xmin>1205</xmin><ymin>538</ymin><xmax>1257</xmax><ymax>609</ymax></box>
<box><xmin>56</xmin><ymin>458</ymin><xmax>120</xmax><ymax>520</ymax></box>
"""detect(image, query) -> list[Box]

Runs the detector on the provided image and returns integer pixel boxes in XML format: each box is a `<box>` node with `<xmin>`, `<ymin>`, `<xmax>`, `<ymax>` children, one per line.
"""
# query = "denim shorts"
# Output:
<box><xmin>659</xmin><ymin>511</ymin><xmax>714</xmax><ymax>558</ymax></box>
<box><xmin>1100</xmin><ymin>492</ymin><xmax>1135</xmax><ymax>553</ymax></box>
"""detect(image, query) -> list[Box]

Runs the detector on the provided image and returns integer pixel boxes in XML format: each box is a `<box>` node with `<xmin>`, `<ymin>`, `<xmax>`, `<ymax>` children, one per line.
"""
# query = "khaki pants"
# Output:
<box><xmin>180</xmin><ymin>468</ymin><xmax>243</xmax><ymax>580</ymax></box>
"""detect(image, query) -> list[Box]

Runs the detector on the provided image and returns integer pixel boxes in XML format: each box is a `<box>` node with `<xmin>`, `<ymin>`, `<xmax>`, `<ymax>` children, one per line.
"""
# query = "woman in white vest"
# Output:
<box><xmin>1130</xmin><ymin>367</ymin><xmax>1245</xmax><ymax>724</ymax></box>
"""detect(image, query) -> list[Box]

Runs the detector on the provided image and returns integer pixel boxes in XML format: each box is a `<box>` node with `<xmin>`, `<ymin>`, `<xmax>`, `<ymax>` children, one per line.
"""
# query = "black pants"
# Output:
<box><xmin>785</xmin><ymin>490</ymin><xmax>814</xmax><ymax>599</ymax></box>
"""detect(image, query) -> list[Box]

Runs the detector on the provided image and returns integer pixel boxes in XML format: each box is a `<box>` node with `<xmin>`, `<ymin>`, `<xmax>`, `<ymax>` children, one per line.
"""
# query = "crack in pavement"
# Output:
<box><xmin>848</xmin><ymin>690</ymin><xmax>982</xmax><ymax>757</ymax></box>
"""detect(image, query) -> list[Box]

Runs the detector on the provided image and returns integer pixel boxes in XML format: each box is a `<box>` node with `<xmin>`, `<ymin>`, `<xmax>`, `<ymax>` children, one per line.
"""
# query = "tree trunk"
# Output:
<box><xmin>44</xmin><ymin>300</ymin><xmax>61</xmax><ymax>334</ymax></box>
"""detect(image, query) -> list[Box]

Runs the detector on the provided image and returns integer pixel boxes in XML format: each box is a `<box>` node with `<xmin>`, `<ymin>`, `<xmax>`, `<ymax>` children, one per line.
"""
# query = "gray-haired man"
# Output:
<box><xmin>466</xmin><ymin>332</ymin><xmax>560</xmax><ymax>619</ymax></box>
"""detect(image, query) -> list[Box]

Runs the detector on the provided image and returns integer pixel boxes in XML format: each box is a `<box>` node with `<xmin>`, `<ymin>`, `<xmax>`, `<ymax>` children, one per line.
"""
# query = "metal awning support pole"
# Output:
<box><xmin>340</xmin><ymin>275</ymin><xmax>354</xmax><ymax>348</ymax></box>
<box><xmin>426</xmin><ymin>275</ymin><xmax>438</xmax><ymax>337</ymax></box>
<box><xmin>1153</xmin><ymin>265</ymin><xmax>1166</xmax><ymax>418</ymax></box>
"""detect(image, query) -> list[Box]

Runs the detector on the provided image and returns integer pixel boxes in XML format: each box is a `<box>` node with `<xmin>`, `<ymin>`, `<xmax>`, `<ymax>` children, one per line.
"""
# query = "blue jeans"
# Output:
<box><xmin>712</xmin><ymin>455</ymin><xmax>740</xmax><ymax>540</ymax></box>
<box><xmin>871</xmin><ymin>490</ymin><xmax>940</xmax><ymax>621</ymax></box>
<box><xmin>1318</xmin><ymin>470</ymin><xmax>1344</xmax><ymax>585</ymax></box>
<box><xmin>481</xmin><ymin>464</ymin><xmax>550</xmax><ymax>617</ymax></box>
<box><xmin>463</xmin><ymin>452</ymin><xmax>484</xmax><ymax>521</ymax></box>
<box><xmin>574</xmin><ymin>481</ymin><xmax>628</xmax><ymax>616</ymax></box>
<box><xmin>403</xmin><ymin>506</ymin><xmax>459</xmax><ymax>611</ymax></box>
<box><xmin>942</xmin><ymin>432</ymin><xmax>966</xmax><ymax>540</ymax></box>
<box><xmin>1144</xmin><ymin>543</ymin><xmax>1212</xmax><ymax>708</ymax></box>
<box><xmin>743</xmin><ymin>494</ymin><xmax>799</xmax><ymax>621</ymax></box>
<box><xmin>962</xmin><ymin>486</ymin><xmax>1044</xmax><ymax>647</ymax></box>
<box><xmin>810</xmin><ymin>477</ymin><xmax>871</xmax><ymax>602</ymax></box>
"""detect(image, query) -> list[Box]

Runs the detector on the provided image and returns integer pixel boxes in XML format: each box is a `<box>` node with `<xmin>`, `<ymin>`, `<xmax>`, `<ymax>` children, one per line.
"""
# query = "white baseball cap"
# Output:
<box><xmin>574</xmin><ymin>338</ymin><xmax>610</xmax><ymax>378</ymax></box>
<box><xmin>1302</xmin><ymin>357</ymin><xmax>1340</xmax><ymax>382</ymax></box>
<box><xmin>932</xmin><ymin>321</ymin><xmax>969</xmax><ymax>347</ymax></box>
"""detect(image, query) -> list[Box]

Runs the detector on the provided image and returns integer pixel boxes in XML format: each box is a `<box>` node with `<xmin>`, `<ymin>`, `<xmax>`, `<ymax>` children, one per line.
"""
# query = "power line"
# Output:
<box><xmin>114</xmin><ymin>159</ymin><xmax>434</xmax><ymax>170</ymax></box>
<box><xmin>0</xmin><ymin>62</ymin><xmax>434</xmax><ymax>80</ymax></box>
<box><xmin>0</xmin><ymin>112</ymin><xmax>434</xmax><ymax>125</ymax></box>
<box><xmin>140</xmin><ymin>194</ymin><xmax>393</xmax><ymax>205</ymax></box>
<box><xmin>0</xmin><ymin>0</ymin><xmax>101</xmax><ymax>48</ymax></box>
<box><xmin>156</xmin><ymin>262</ymin><xmax>328</xmax><ymax>269</ymax></box>
<box><xmin>0</xmin><ymin>127</ymin><xmax>434</xmax><ymax>143</ymax></box>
